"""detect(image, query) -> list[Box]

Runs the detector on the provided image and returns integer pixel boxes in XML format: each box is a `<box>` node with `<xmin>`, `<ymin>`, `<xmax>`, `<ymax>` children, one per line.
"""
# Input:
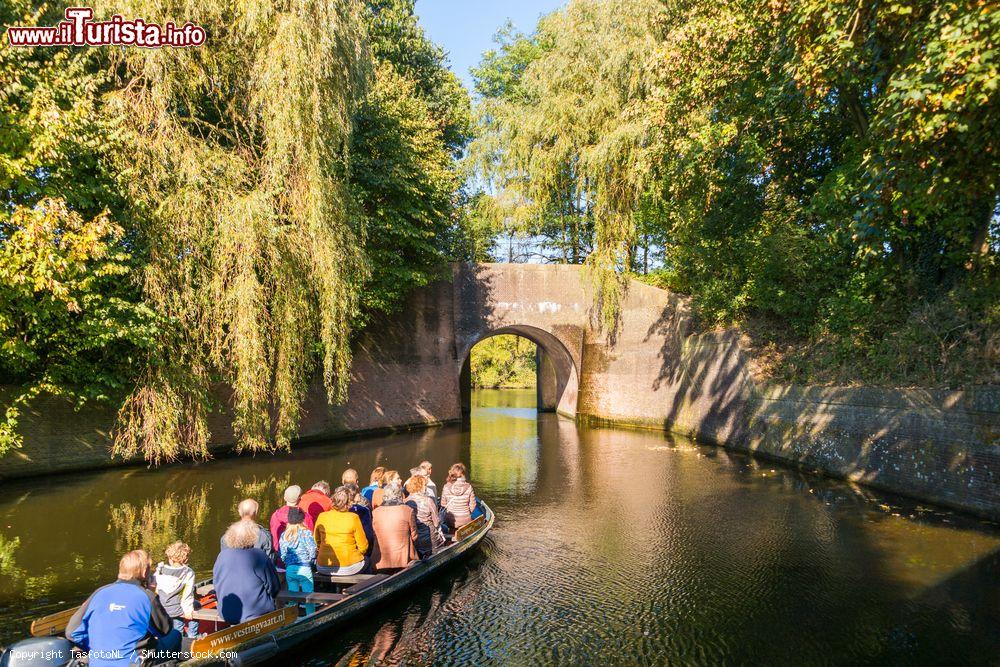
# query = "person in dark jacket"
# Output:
<box><xmin>219</xmin><ymin>498</ymin><xmax>274</xmax><ymax>562</ymax></box>
<box><xmin>345</xmin><ymin>482</ymin><xmax>375</xmax><ymax>554</ymax></box>
<box><xmin>65</xmin><ymin>549</ymin><xmax>179</xmax><ymax>667</ymax></box>
<box><xmin>405</xmin><ymin>475</ymin><xmax>442</xmax><ymax>559</ymax></box>
<box><xmin>214</xmin><ymin>520</ymin><xmax>281</xmax><ymax>625</ymax></box>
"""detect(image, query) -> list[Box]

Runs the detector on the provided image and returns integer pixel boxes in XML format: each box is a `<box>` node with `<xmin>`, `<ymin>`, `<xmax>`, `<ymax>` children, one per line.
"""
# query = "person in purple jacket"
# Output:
<box><xmin>213</xmin><ymin>521</ymin><xmax>280</xmax><ymax>625</ymax></box>
<box><xmin>345</xmin><ymin>482</ymin><xmax>375</xmax><ymax>554</ymax></box>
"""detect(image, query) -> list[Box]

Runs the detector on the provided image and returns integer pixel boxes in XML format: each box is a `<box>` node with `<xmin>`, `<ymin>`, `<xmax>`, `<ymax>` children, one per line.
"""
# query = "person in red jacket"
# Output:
<box><xmin>298</xmin><ymin>481</ymin><xmax>333</xmax><ymax>525</ymax></box>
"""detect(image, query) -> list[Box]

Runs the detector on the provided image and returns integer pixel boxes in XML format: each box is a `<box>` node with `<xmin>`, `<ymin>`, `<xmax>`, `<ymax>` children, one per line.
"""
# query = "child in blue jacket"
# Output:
<box><xmin>279</xmin><ymin>507</ymin><xmax>318</xmax><ymax>614</ymax></box>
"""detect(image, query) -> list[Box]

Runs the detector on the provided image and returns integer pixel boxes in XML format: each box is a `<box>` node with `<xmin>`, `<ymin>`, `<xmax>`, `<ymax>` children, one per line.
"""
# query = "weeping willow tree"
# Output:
<box><xmin>105</xmin><ymin>0</ymin><xmax>370</xmax><ymax>463</ymax></box>
<box><xmin>469</xmin><ymin>0</ymin><xmax>665</xmax><ymax>333</ymax></box>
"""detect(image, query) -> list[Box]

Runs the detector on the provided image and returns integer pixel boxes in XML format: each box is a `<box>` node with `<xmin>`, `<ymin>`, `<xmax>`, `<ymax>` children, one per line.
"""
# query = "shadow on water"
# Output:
<box><xmin>0</xmin><ymin>388</ymin><xmax>997</xmax><ymax>665</ymax></box>
<box><xmin>295</xmin><ymin>549</ymin><xmax>496</xmax><ymax>667</ymax></box>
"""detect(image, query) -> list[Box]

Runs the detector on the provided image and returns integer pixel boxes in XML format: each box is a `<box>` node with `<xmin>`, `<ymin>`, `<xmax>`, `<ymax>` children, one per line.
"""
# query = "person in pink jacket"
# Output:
<box><xmin>440</xmin><ymin>463</ymin><xmax>477</xmax><ymax>530</ymax></box>
<box><xmin>270</xmin><ymin>485</ymin><xmax>315</xmax><ymax>568</ymax></box>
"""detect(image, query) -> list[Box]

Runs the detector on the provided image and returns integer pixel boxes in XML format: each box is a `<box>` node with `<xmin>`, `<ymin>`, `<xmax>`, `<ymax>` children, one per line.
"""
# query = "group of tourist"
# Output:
<box><xmin>249</xmin><ymin>461</ymin><xmax>481</xmax><ymax>622</ymax></box>
<box><xmin>63</xmin><ymin>461</ymin><xmax>480</xmax><ymax>665</ymax></box>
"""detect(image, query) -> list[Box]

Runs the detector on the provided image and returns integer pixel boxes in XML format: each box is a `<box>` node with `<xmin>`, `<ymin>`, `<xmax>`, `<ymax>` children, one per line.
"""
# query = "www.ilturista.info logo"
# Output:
<box><xmin>5</xmin><ymin>7</ymin><xmax>206</xmax><ymax>48</ymax></box>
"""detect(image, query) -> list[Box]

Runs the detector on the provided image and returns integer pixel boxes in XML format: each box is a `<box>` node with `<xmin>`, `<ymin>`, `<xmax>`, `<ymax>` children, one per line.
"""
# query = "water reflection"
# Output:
<box><xmin>109</xmin><ymin>486</ymin><xmax>212</xmax><ymax>558</ymax></box>
<box><xmin>0</xmin><ymin>390</ymin><xmax>996</xmax><ymax>664</ymax></box>
<box><xmin>0</xmin><ymin>533</ymin><xmax>23</xmax><ymax>595</ymax></box>
<box><xmin>469</xmin><ymin>389</ymin><xmax>539</xmax><ymax>494</ymax></box>
<box><xmin>294</xmin><ymin>391</ymin><xmax>999</xmax><ymax>665</ymax></box>
<box><xmin>232</xmin><ymin>473</ymin><xmax>291</xmax><ymax>521</ymax></box>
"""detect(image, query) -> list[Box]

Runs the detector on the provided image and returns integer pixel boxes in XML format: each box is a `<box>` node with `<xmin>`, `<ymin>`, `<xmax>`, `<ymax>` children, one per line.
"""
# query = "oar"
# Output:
<box><xmin>30</xmin><ymin>605</ymin><xmax>80</xmax><ymax>638</ymax></box>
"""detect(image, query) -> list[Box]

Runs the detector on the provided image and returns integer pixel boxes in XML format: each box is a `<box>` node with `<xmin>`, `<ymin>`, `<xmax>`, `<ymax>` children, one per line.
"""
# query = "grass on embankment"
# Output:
<box><xmin>640</xmin><ymin>272</ymin><xmax>999</xmax><ymax>390</ymax></box>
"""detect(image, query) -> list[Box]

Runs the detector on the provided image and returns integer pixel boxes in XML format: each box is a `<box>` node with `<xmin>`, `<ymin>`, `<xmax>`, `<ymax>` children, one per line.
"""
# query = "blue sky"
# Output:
<box><xmin>415</xmin><ymin>0</ymin><xmax>565</xmax><ymax>93</ymax></box>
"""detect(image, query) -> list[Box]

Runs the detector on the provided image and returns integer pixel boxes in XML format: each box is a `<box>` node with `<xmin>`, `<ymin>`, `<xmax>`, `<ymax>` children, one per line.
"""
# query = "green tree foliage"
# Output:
<box><xmin>469</xmin><ymin>0</ymin><xmax>999</xmax><ymax>386</ymax></box>
<box><xmin>353</xmin><ymin>0</ymin><xmax>471</xmax><ymax>319</ymax></box>
<box><xmin>650</xmin><ymin>0</ymin><xmax>999</xmax><ymax>384</ymax></box>
<box><xmin>448</xmin><ymin>190</ymin><xmax>503</xmax><ymax>263</ymax></box>
<box><xmin>364</xmin><ymin>0</ymin><xmax>471</xmax><ymax>155</ymax></box>
<box><xmin>468</xmin><ymin>2</ymin><xmax>664</xmax><ymax>331</ymax></box>
<box><xmin>0</xmin><ymin>2</ymin><xmax>123</xmax><ymax>217</ymax></box>
<box><xmin>0</xmin><ymin>2</ymin><xmax>152</xmax><ymax>452</ymax></box>
<box><xmin>471</xmin><ymin>23</ymin><xmax>596</xmax><ymax>265</ymax></box>
<box><xmin>104</xmin><ymin>0</ymin><xmax>371</xmax><ymax>462</ymax></box>
<box><xmin>0</xmin><ymin>200</ymin><xmax>157</xmax><ymax>454</ymax></box>
<box><xmin>1</xmin><ymin>0</ymin><xmax>474</xmax><ymax>461</ymax></box>
<box><xmin>469</xmin><ymin>335</ymin><xmax>536</xmax><ymax>389</ymax></box>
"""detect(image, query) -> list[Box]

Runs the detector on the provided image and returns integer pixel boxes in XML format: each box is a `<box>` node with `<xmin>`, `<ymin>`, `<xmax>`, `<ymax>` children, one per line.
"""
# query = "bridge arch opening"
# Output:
<box><xmin>459</xmin><ymin>325</ymin><xmax>579</xmax><ymax>418</ymax></box>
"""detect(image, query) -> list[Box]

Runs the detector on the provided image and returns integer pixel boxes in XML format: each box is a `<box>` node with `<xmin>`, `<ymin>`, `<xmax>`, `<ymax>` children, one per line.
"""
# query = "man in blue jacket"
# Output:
<box><xmin>65</xmin><ymin>549</ymin><xmax>181</xmax><ymax>666</ymax></box>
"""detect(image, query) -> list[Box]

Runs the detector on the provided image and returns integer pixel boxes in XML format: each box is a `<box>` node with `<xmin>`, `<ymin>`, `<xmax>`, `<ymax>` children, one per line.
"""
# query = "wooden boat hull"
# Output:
<box><xmin>184</xmin><ymin>502</ymin><xmax>494</xmax><ymax>665</ymax></box>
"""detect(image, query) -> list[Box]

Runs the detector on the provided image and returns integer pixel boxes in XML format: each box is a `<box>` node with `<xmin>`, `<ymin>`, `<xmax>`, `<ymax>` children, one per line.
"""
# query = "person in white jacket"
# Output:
<box><xmin>153</xmin><ymin>541</ymin><xmax>198</xmax><ymax>638</ymax></box>
<box><xmin>418</xmin><ymin>461</ymin><xmax>438</xmax><ymax>501</ymax></box>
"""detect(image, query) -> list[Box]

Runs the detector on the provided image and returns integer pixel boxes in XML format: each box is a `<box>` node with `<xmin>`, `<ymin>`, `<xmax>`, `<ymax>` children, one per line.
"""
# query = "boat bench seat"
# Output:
<box><xmin>277</xmin><ymin>591</ymin><xmax>347</xmax><ymax>604</ymax></box>
<box><xmin>30</xmin><ymin>606</ymin><xmax>79</xmax><ymax>637</ymax></box>
<box><xmin>313</xmin><ymin>572</ymin><xmax>378</xmax><ymax>585</ymax></box>
<box><xmin>191</xmin><ymin>607</ymin><xmax>224</xmax><ymax>622</ymax></box>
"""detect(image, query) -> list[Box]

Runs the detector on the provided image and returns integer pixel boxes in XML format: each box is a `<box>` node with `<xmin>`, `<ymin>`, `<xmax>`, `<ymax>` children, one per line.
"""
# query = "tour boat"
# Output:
<box><xmin>2</xmin><ymin>503</ymin><xmax>494</xmax><ymax>667</ymax></box>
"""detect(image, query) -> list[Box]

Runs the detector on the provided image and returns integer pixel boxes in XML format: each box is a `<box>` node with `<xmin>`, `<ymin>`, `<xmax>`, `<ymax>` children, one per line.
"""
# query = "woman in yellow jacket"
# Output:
<box><xmin>314</xmin><ymin>486</ymin><xmax>369</xmax><ymax>576</ymax></box>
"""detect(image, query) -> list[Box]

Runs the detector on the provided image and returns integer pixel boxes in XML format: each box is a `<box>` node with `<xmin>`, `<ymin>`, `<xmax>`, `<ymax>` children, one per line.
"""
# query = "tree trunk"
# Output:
<box><xmin>842</xmin><ymin>88</ymin><xmax>869</xmax><ymax>137</ymax></box>
<box><xmin>575</xmin><ymin>179</ymin><xmax>589</xmax><ymax>264</ymax></box>
<box><xmin>966</xmin><ymin>195</ymin><xmax>997</xmax><ymax>268</ymax></box>
<box><xmin>643</xmin><ymin>234</ymin><xmax>649</xmax><ymax>275</ymax></box>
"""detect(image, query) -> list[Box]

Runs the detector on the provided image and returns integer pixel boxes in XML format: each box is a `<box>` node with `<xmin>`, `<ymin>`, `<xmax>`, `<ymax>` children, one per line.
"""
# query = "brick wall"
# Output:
<box><xmin>0</xmin><ymin>394</ymin><xmax>125</xmax><ymax>478</ymax></box>
<box><xmin>0</xmin><ymin>278</ymin><xmax>461</xmax><ymax>480</ymax></box>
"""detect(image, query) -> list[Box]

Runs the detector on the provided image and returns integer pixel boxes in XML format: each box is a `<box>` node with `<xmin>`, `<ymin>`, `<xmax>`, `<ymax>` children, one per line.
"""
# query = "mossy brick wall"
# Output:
<box><xmin>738</xmin><ymin>385</ymin><xmax>999</xmax><ymax>519</ymax></box>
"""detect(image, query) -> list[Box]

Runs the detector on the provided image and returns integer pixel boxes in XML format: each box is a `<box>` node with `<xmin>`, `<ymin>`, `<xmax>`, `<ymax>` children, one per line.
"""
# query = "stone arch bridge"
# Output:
<box><xmin>298</xmin><ymin>263</ymin><xmax>753</xmax><ymax>445</ymax></box>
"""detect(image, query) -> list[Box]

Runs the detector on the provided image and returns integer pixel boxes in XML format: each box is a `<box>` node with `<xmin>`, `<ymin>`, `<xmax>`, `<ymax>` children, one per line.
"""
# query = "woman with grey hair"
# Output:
<box><xmin>371</xmin><ymin>482</ymin><xmax>419</xmax><ymax>571</ymax></box>
<box><xmin>270</xmin><ymin>485</ymin><xmax>314</xmax><ymax>568</ymax></box>
<box><xmin>213</xmin><ymin>521</ymin><xmax>280</xmax><ymax>624</ymax></box>
<box><xmin>220</xmin><ymin>497</ymin><xmax>275</xmax><ymax>562</ymax></box>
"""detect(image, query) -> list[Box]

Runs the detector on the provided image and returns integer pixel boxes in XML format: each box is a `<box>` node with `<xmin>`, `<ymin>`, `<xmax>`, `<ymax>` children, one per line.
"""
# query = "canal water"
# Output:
<box><xmin>0</xmin><ymin>389</ymin><xmax>997</xmax><ymax>665</ymax></box>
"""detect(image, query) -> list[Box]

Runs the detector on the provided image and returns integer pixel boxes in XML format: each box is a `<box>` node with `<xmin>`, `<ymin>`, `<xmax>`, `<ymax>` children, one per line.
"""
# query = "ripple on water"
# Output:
<box><xmin>2</xmin><ymin>391</ymin><xmax>998</xmax><ymax>665</ymax></box>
